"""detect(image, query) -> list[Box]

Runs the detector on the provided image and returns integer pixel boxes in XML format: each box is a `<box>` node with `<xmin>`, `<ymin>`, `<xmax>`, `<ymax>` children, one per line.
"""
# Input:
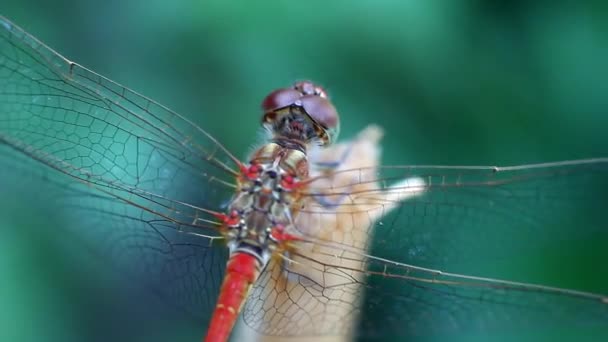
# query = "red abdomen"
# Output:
<box><xmin>204</xmin><ymin>252</ymin><xmax>261</xmax><ymax>342</ymax></box>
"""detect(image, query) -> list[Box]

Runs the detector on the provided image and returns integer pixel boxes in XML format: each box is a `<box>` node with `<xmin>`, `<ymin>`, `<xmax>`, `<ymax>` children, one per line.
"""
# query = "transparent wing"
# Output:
<box><xmin>243</xmin><ymin>129</ymin><xmax>608</xmax><ymax>338</ymax></box>
<box><xmin>356</xmin><ymin>161</ymin><xmax>608</xmax><ymax>337</ymax></box>
<box><xmin>0</xmin><ymin>16</ymin><xmax>237</xmax><ymax>231</ymax></box>
<box><xmin>0</xmin><ymin>15</ymin><xmax>236</xmax><ymax>334</ymax></box>
<box><xmin>303</xmin><ymin>160</ymin><xmax>608</xmax><ymax>272</ymax></box>
<box><xmin>0</xmin><ymin>146</ymin><xmax>227</xmax><ymax>335</ymax></box>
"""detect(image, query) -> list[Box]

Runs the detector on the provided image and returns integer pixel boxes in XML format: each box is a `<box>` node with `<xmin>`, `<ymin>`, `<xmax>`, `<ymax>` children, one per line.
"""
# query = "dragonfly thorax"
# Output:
<box><xmin>222</xmin><ymin>142</ymin><xmax>308</xmax><ymax>264</ymax></box>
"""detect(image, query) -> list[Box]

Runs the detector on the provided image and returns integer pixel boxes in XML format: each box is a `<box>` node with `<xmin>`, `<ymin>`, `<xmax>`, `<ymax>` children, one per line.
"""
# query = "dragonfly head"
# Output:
<box><xmin>261</xmin><ymin>81</ymin><xmax>340</xmax><ymax>146</ymax></box>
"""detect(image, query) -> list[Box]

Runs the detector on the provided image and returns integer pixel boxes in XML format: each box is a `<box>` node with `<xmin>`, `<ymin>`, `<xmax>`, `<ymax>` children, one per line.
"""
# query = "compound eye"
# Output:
<box><xmin>300</xmin><ymin>95</ymin><xmax>339</xmax><ymax>130</ymax></box>
<box><xmin>261</xmin><ymin>88</ymin><xmax>302</xmax><ymax>112</ymax></box>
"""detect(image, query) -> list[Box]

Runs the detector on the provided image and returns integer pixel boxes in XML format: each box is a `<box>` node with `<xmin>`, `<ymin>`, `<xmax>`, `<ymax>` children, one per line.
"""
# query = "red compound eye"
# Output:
<box><xmin>261</xmin><ymin>88</ymin><xmax>302</xmax><ymax>112</ymax></box>
<box><xmin>299</xmin><ymin>95</ymin><xmax>338</xmax><ymax>131</ymax></box>
<box><xmin>261</xmin><ymin>81</ymin><xmax>331</xmax><ymax>113</ymax></box>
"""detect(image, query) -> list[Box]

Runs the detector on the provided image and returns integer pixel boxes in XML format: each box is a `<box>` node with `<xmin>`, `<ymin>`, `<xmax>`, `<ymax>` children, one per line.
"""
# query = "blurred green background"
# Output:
<box><xmin>1</xmin><ymin>1</ymin><xmax>608</xmax><ymax>341</ymax></box>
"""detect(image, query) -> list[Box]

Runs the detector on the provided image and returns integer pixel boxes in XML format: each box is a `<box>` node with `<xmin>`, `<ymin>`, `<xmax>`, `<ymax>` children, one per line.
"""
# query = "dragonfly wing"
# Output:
<box><xmin>0</xmin><ymin>16</ymin><xmax>237</xmax><ymax>336</ymax></box>
<box><xmin>298</xmin><ymin>159</ymin><xmax>608</xmax><ymax>337</ymax></box>
<box><xmin>0</xmin><ymin>16</ymin><xmax>237</xmax><ymax>230</ymax></box>
<box><xmin>241</xmin><ymin>123</ymin><xmax>608</xmax><ymax>338</ymax></box>
<box><xmin>0</xmin><ymin>137</ymin><xmax>228</xmax><ymax>335</ymax></box>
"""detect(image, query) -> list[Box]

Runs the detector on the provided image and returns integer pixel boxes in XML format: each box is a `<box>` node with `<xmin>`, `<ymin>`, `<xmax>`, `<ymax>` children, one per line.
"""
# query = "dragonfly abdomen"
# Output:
<box><xmin>204</xmin><ymin>252</ymin><xmax>262</xmax><ymax>342</ymax></box>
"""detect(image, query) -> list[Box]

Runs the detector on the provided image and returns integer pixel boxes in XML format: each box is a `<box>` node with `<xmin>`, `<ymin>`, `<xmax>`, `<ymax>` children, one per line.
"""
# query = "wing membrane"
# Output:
<box><xmin>300</xmin><ymin>159</ymin><xmax>608</xmax><ymax>272</ymax></box>
<box><xmin>246</xmin><ymin>140</ymin><xmax>608</xmax><ymax>337</ymax></box>
<box><xmin>0</xmin><ymin>16</ymin><xmax>237</xmax><ymax>229</ymax></box>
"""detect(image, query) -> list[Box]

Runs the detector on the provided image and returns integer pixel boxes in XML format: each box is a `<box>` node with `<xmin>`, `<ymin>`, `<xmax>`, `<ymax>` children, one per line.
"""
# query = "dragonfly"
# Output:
<box><xmin>1</xmin><ymin>15</ymin><xmax>607</xmax><ymax>342</ymax></box>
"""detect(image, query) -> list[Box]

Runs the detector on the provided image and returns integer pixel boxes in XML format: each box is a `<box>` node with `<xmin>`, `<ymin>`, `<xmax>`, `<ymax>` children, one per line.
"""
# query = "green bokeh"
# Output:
<box><xmin>1</xmin><ymin>1</ymin><xmax>607</xmax><ymax>341</ymax></box>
